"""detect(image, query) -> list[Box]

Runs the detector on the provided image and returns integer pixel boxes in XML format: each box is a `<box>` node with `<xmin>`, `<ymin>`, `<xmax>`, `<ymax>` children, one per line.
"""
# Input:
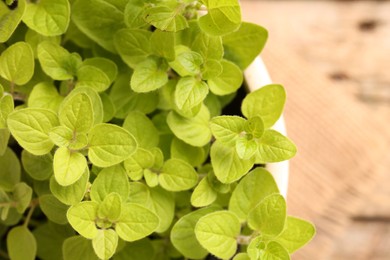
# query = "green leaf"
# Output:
<box><xmin>191</xmin><ymin>177</ymin><xmax>217</xmax><ymax>207</ymax></box>
<box><xmin>169</xmin><ymin>45</ymin><xmax>203</xmax><ymax>77</ymax></box>
<box><xmin>0</xmin><ymin>0</ymin><xmax>26</xmax><ymax>43</ymax></box>
<box><xmin>90</xmin><ymin>164</ymin><xmax>130</xmax><ymax>203</ymax></box>
<box><xmin>159</xmin><ymin>158</ymin><xmax>198</xmax><ymax>191</ymax></box>
<box><xmin>123</xmin><ymin>111</ymin><xmax>159</xmax><ymax>149</ymax></box>
<box><xmin>208</xmin><ymin>59</ymin><xmax>243</xmax><ymax>95</ymax></box>
<box><xmin>170</xmin><ymin>137</ymin><xmax>208</xmax><ymax>167</ymax></box>
<box><xmin>12</xmin><ymin>182</ymin><xmax>32</xmax><ymax>214</ymax></box>
<box><xmin>248</xmin><ymin>194</ymin><xmax>287</xmax><ymax>237</ymax></box>
<box><xmin>242</xmin><ymin>84</ymin><xmax>286</xmax><ymax>128</ymax></box>
<box><xmin>167</xmin><ymin>105</ymin><xmax>211</xmax><ymax>147</ymax></box>
<box><xmin>148</xmin><ymin>187</ymin><xmax>175</xmax><ymax>233</ymax></box>
<box><xmin>59</xmin><ymin>92</ymin><xmax>94</xmax><ymax>133</ymax></box>
<box><xmin>195</xmin><ymin>210</ymin><xmax>240</xmax><ymax>259</ymax></box>
<box><xmin>246</xmin><ymin>116</ymin><xmax>265</xmax><ymax>138</ymax></box>
<box><xmin>275</xmin><ymin>216</ymin><xmax>316</xmax><ymax>253</ymax></box>
<box><xmin>25</xmin><ymin>28</ymin><xmax>61</xmax><ymax>58</ymax></box>
<box><xmin>143</xmin><ymin>6</ymin><xmax>188</xmax><ymax>32</ymax></box>
<box><xmin>192</xmin><ymin>32</ymin><xmax>223</xmax><ymax>61</ymax></box>
<box><xmin>53</xmin><ymin>147</ymin><xmax>88</xmax><ymax>186</ymax></box>
<box><xmin>236</xmin><ymin>136</ymin><xmax>258</xmax><ymax>160</ymax></box>
<box><xmin>92</xmin><ymin>229</ymin><xmax>118</xmax><ymax>260</ymax></box>
<box><xmin>48</xmin><ymin>125</ymin><xmax>73</xmax><ymax>148</ymax></box>
<box><xmin>229</xmin><ymin>168</ymin><xmax>279</xmax><ymax>222</ymax></box>
<box><xmin>223</xmin><ymin>22</ymin><xmax>268</xmax><ymax>69</ymax></box>
<box><xmin>76</xmin><ymin>65</ymin><xmax>112</xmax><ymax>92</ymax></box>
<box><xmin>151</xmin><ymin>29</ymin><xmax>175</xmax><ymax>61</ymax></box>
<box><xmin>124</xmin><ymin>0</ymin><xmax>147</xmax><ymax>29</ymax></box>
<box><xmin>63</xmin><ymin>235</ymin><xmax>99</xmax><ymax>260</ymax></box>
<box><xmin>67</xmin><ymin>201</ymin><xmax>99</xmax><ymax>239</ymax></box>
<box><xmin>144</xmin><ymin>169</ymin><xmax>159</xmax><ymax>188</ymax></box>
<box><xmin>171</xmin><ymin>207</ymin><xmax>218</xmax><ymax>259</ymax></box>
<box><xmin>131</xmin><ymin>57</ymin><xmax>168</xmax><ymax>93</ymax></box>
<box><xmin>257</xmin><ymin>241</ymin><xmax>290</xmax><ymax>260</ymax></box>
<box><xmin>0</xmin><ymin>189</ymin><xmax>11</xmax><ymax>220</ymax></box>
<box><xmin>199</xmin><ymin>0</ymin><xmax>241</xmax><ymax>36</ymax></box>
<box><xmin>210</xmin><ymin>115</ymin><xmax>246</xmax><ymax>146</ymax></box>
<box><xmin>210</xmin><ymin>141</ymin><xmax>254</xmax><ymax>183</ymax></box>
<box><xmin>71</xmin><ymin>0</ymin><xmax>126</xmax><ymax>52</ymax></box>
<box><xmin>83</xmin><ymin>57</ymin><xmax>118</xmax><ymax>84</ymax></box>
<box><xmin>113</xmin><ymin>239</ymin><xmax>155</xmax><ymax>260</ymax></box>
<box><xmin>0</xmin><ymin>128</ymin><xmax>10</xmax><ymax>156</ymax></box>
<box><xmin>97</xmin><ymin>192</ymin><xmax>122</xmax><ymax>222</ymax></box>
<box><xmin>124</xmin><ymin>148</ymin><xmax>155</xmax><ymax>181</ymax></box>
<box><xmin>7</xmin><ymin>108</ymin><xmax>58</xmax><ymax>155</ymax></box>
<box><xmin>116</xmin><ymin>203</ymin><xmax>159</xmax><ymax>241</ymax></box>
<box><xmin>7</xmin><ymin>226</ymin><xmax>37</xmax><ymax>260</ymax></box>
<box><xmin>247</xmin><ymin>236</ymin><xmax>265</xmax><ymax>260</ymax></box>
<box><xmin>256</xmin><ymin>130</ymin><xmax>297</xmax><ymax>163</ymax></box>
<box><xmin>114</xmin><ymin>28</ymin><xmax>152</xmax><ymax>68</ymax></box>
<box><xmin>0</xmin><ymin>147</ymin><xmax>20</xmax><ymax>191</ymax></box>
<box><xmin>0</xmin><ymin>41</ymin><xmax>34</xmax><ymax>85</ymax></box>
<box><xmin>100</xmin><ymin>92</ymin><xmax>116</xmax><ymax>123</ymax></box>
<box><xmin>50</xmin><ymin>167</ymin><xmax>89</xmax><ymax>206</ymax></box>
<box><xmin>174</xmin><ymin>77</ymin><xmax>209</xmax><ymax>112</ymax></box>
<box><xmin>22</xmin><ymin>0</ymin><xmax>70</xmax><ymax>36</ymax></box>
<box><xmin>39</xmin><ymin>194</ymin><xmax>69</xmax><ymax>224</ymax></box>
<box><xmin>0</xmin><ymin>94</ymin><xmax>14</xmax><ymax>128</ymax></box>
<box><xmin>28</xmin><ymin>82</ymin><xmax>64</xmax><ymax>112</ymax></box>
<box><xmin>234</xmin><ymin>253</ymin><xmax>251</xmax><ymax>260</ymax></box>
<box><xmin>88</xmin><ymin>123</ymin><xmax>138</xmax><ymax>168</ymax></box>
<box><xmin>201</xmin><ymin>59</ymin><xmax>223</xmax><ymax>80</ymax></box>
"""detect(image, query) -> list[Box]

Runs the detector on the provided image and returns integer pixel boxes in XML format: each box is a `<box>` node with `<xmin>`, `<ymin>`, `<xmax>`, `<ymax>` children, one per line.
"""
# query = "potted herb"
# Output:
<box><xmin>0</xmin><ymin>0</ymin><xmax>315</xmax><ymax>259</ymax></box>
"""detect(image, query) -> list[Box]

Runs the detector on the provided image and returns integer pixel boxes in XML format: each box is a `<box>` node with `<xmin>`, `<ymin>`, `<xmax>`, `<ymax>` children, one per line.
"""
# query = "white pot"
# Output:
<box><xmin>244</xmin><ymin>57</ymin><xmax>289</xmax><ymax>197</ymax></box>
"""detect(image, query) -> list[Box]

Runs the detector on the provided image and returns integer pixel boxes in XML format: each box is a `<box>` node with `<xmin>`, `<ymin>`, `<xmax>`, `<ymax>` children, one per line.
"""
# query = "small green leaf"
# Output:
<box><xmin>39</xmin><ymin>194</ymin><xmax>69</xmax><ymax>224</ymax></box>
<box><xmin>0</xmin><ymin>41</ymin><xmax>34</xmax><ymax>85</ymax></box>
<box><xmin>0</xmin><ymin>147</ymin><xmax>20</xmax><ymax>191</ymax></box>
<box><xmin>159</xmin><ymin>158</ymin><xmax>198</xmax><ymax>191</ymax></box>
<box><xmin>229</xmin><ymin>168</ymin><xmax>279</xmax><ymax>222</ymax></box>
<box><xmin>67</xmin><ymin>201</ymin><xmax>99</xmax><ymax>239</ymax></box>
<box><xmin>90</xmin><ymin>164</ymin><xmax>130</xmax><ymax>203</ymax></box>
<box><xmin>195</xmin><ymin>210</ymin><xmax>240</xmax><ymax>259</ymax></box>
<box><xmin>22</xmin><ymin>0</ymin><xmax>70</xmax><ymax>36</ymax></box>
<box><xmin>0</xmin><ymin>128</ymin><xmax>10</xmax><ymax>156</ymax></box>
<box><xmin>116</xmin><ymin>203</ymin><xmax>159</xmax><ymax>242</ymax></box>
<box><xmin>48</xmin><ymin>126</ymin><xmax>73</xmax><ymax>148</ymax></box>
<box><xmin>0</xmin><ymin>0</ymin><xmax>26</xmax><ymax>43</ymax></box>
<box><xmin>113</xmin><ymin>238</ymin><xmax>155</xmax><ymax>260</ymax></box>
<box><xmin>97</xmin><ymin>192</ymin><xmax>122</xmax><ymax>222</ymax></box>
<box><xmin>151</xmin><ymin>29</ymin><xmax>175</xmax><ymax>61</ymax></box>
<box><xmin>169</xmin><ymin>45</ymin><xmax>203</xmax><ymax>77</ymax></box>
<box><xmin>88</xmin><ymin>123</ymin><xmax>138</xmax><ymax>168</ymax></box>
<box><xmin>50</xmin><ymin>168</ymin><xmax>89</xmax><ymax>205</ymax></box>
<box><xmin>236</xmin><ymin>136</ymin><xmax>258</xmax><ymax>160</ymax></box>
<box><xmin>7</xmin><ymin>108</ymin><xmax>58</xmax><ymax>155</ymax></box>
<box><xmin>148</xmin><ymin>187</ymin><xmax>175</xmax><ymax>233</ymax></box>
<box><xmin>123</xmin><ymin>111</ymin><xmax>159</xmax><ymax>149</ymax></box>
<box><xmin>174</xmin><ymin>77</ymin><xmax>209</xmax><ymax>112</ymax></box>
<box><xmin>28</xmin><ymin>82</ymin><xmax>64</xmax><ymax>112</ymax></box>
<box><xmin>210</xmin><ymin>115</ymin><xmax>246</xmax><ymax>146</ymax></box>
<box><xmin>143</xmin><ymin>6</ymin><xmax>188</xmax><ymax>32</ymax></box>
<box><xmin>25</xmin><ymin>29</ymin><xmax>62</xmax><ymax>58</ymax></box>
<box><xmin>76</xmin><ymin>65</ymin><xmax>111</xmax><ymax>92</ymax></box>
<box><xmin>171</xmin><ymin>207</ymin><xmax>218</xmax><ymax>259</ymax></box>
<box><xmin>0</xmin><ymin>189</ymin><xmax>11</xmax><ymax>220</ymax></box>
<box><xmin>201</xmin><ymin>59</ymin><xmax>223</xmax><ymax>80</ymax></box>
<box><xmin>100</xmin><ymin>92</ymin><xmax>116</xmax><ymax>123</ymax></box>
<box><xmin>124</xmin><ymin>148</ymin><xmax>155</xmax><ymax>181</ymax></box>
<box><xmin>191</xmin><ymin>177</ymin><xmax>217</xmax><ymax>207</ymax></box>
<box><xmin>144</xmin><ymin>169</ymin><xmax>159</xmax><ymax>188</ymax></box>
<box><xmin>208</xmin><ymin>59</ymin><xmax>243</xmax><ymax>95</ymax></box>
<box><xmin>211</xmin><ymin>141</ymin><xmax>254</xmax><ymax>183</ymax></box>
<box><xmin>53</xmin><ymin>147</ymin><xmax>88</xmax><ymax>186</ymax></box>
<box><xmin>124</xmin><ymin>0</ymin><xmax>147</xmax><ymax>29</ymax></box>
<box><xmin>242</xmin><ymin>84</ymin><xmax>286</xmax><ymax>128</ymax></box>
<box><xmin>234</xmin><ymin>253</ymin><xmax>250</xmax><ymax>260</ymax></box>
<box><xmin>82</xmin><ymin>57</ymin><xmax>118</xmax><ymax>84</ymax></box>
<box><xmin>0</xmin><ymin>94</ymin><xmax>14</xmax><ymax>128</ymax></box>
<box><xmin>193</xmin><ymin>32</ymin><xmax>223</xmax><ymax>61</ymax></box>
<box><xmin>257</xmin><ymin>241</ymin><xmax>290</xmax><ymax>260</ymax></box>
<box><xmin>248</xmin><ymin>194</ymin><xmax>287</xmax><ymax>237</ymax></box>
<box><xmin>63</xmin><ymin>236</ymin><xmax>99</xmax><ymax>260</ymax></box>
<box><xmin>92</xmin><ymin>229</ymin><xmax>118</xmax><ymax>260</ymax></box>
<box><xmin>275</xmin><ymin>216</ymin><xmax>316</xmax><ymax>253</ymax></box>
<box><xmin>7</xmin><ymin>226</ymin><xmax>37</xmax><ymax>260</ymax></box>
<box><xmin>12</xmin><ymin>182</ymin><xmax>32</xmax><ymax>214</ymax></box>
<box><xmin>170</xmin><ymin>137</ymin><xmax>208</xmax><ymax>167</ymax></box>
<box><xmin>256</xmin><ymin>130</ymin><xmax>297</xmax><ymax>163</ymax></box>
<box><xmin>131</xmin><ymin>57</ymin><xmax>168</xmax><ymax>93</ymax></box>
<box><xmin>245</xmin><ymin>116</ymin><xmax>265</xmax><ymax>138</ymax></box>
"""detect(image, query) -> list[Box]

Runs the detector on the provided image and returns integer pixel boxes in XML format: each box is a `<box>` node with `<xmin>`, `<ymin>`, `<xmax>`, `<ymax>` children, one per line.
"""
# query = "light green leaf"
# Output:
<box><xmin>0</xmin><ymin>41</ymin><xmax>34</xmax><ymax>85</ymax></box>
<box><xmin>88</xmin><ymin>123</ymin><xmax>137</xmax><ymax>167</ymax></box>
<box><xmin>114</xmin><ymin>28</ymin><xmax>152</xmax><ymax>68</ymax></box>
<box><xmin>210</xmin><ymin>115</ymin><xmax>246</xmax><ymax>146</ymax></box>
<box><xmin>143</xmin><ymin>6</ymin><xmax>188</xmax><ymax>32</ymax></box>
<box><xmin>48</xmin><ymin>125</ymin><xmax>73</xmax><ymax>148</ymax></box>
<box><xmin>97</xmin><ymin>192</ymin><xmax>122</xmax><ymax>222</ymax></box>
<box><xmin>113</xmin><ymin>238</ymin><xmax>155</xmax><ymax>260</ymax></box>
<box><xmin>83</xmin><ymin>57</ymin><xmax>118</xmax><ymax>84</ymax></box>
<box><xmin>247</xmin><ymin>236</ymin><xmax>265</xmax><ymax>260</ymax></box>
<box><xmin>170</xmin><ymin>137</ymin><xmax>208</xmax><ymax>167</ymax></box>
<box><xmin>191</xmin><ymin>177</ymin><xmax>217</xmax><ymax>207</ymax></box>
<box><xmin>124</xmin><ymin>0</ymin><xmax>147</xmax><ymax>29</ymax></box>
<box><xmin>159</xmin><ymin>158</ymin><xmax>198</xmax><ymax>191</ymax></box>
<box><xmin>174</xmin><ymin>76</ymin><xmax>209</xmax><ymax>112</ymax></box>
<box><xmin>131</xmin><ymin>57</ymin><xmax>168</xmax><ymax>93</ymax></box>
<box><xmin>116</xmin><ymin>203</ymin><xmax>159</xmax><ymax>241</ymax></box>
<box><xmin>67</xmin><ymin>201</ymin><xmax>99</xmax><ymax>239</ymax></box>
<box><xmin>124</xmin><ymin>148</ymin><xmax>155</xmax><ymax>181</ymax></box>
<box><xmin>192</xmin><ymin>32</ymin><xmax>223</xmax><ymax>61</ymax></box>
<box><xmin>0</xmin><ymin>0</ymin><xmax>26</xmax><ymax>43</ymax></box>
<box><xmin>0</xmin><ymin>94</ymin><xmax>14</xmax><ymax>128</ymax></box>
<box><xmin>275</xmin><ymin>216</ymin><xmax>316</xmax><ymax>253</ymax></box>
<box><xmin>234</xmin><ymin>253</ymin><xmax>251</xmax><ymax>260</ymax></box>
<box><xmin>90</xmin><ymin>164</ymin><xmax>130</xmax><ymax>203</ymax></box>
<box><xmin>39</xmin><ymin>194</ymin><xmax>69</xmax><ymax>224</ymax></box>
<box><xmin>207</xmin><ymin>172</ymin><xmax>231</xmax><ymax>194</ymax></box>
<box><xmin>63</xmin><ymin>235</ymin><xmax>99</xmax><ymax>260</ymax></box>
<box><xmin>229</xmin><ymin>168</ymin><xmax>279</xmax><ymax>222</ymax></box>
<box><xmin>100</xmin><ymin>92</ymin><xmax>116</xmax><ymax>123</ymax></box>
<box><xmin>92</xmin><ymin>229</ymin><xmax>118</xmax><ymax>260</ymax></box>
<box><xmin>50</xmin><ymin>168</ymin><xmax>89</xmax><ymax>206</ymax></box>
<box><xmin>167</xmin><ymin>105</ymin><xmax>211</xmax><ymax>147</ymax></box>
<box><xmin>12</xmin><ymin>182</ymin><xmax>32</xmax><ymax>214</ymax></box>
<box><xmin>223</xmin><ymin>22</ymin><xmax>268</xmax><ymax>69</ymax></box>
<box><xmin>171</xmin><ymin>207</ymin><xmax>218</xmax><ymax>259</ymax></box>
<box><xmin>151</xmin><ymin>29</ymin><xmax>175</xmax><ymax>61</ymax></box>
<box><xmin>246</xmin><ymin>116</ymin><xmax>265</xmax><ymax>138</ymax></box>
<box><xmin>236</xmin><ymin>136</ymin><xmax>258</xmax><ymax>160</ymax></box>
<box><xmin>144</xmin><ymin>169</ymin><xmax>159</xmax><ymax>188</ymax></box>
<box><xmin>22</xmin><ymin>0</ymin><xmax>70</xmax><ymax>36</ymax></box>
<box><xmin>0</xmin><ymin>128</ymin><xmax>10</xmax><ymax>156</ymax></box>
<box><xmin>208</xmin><ymin>59</ymin><xmax>243</xmax><ymax>95</ymax></box>
<box><xmin>256</xmin><ymin>130</ymin><xmax>297</xmax><ymax>163</ymax></box>
<box><xmin>241</xmin><ymin>84</ymin><xmax>286</xmax><ymax>128</ymax></box>
<box><xmin>25</xmin><ymin>28</ymin><xmax>61</xmax><ymax>58</ymax></box>
<box><xmin>210</xmin><ymin>141</ymin><xmax>254</xmax><ymax>183</ymax></box>
<box><xmin>0</xmin><ymin>189</ymin><xmax>11</xmax><ymax>221</ymax></box>
<box><xmin>258</xmin><ymin>241</ymin><xmax>290</xmax><ymax>260</ymax></box>
<box><xmin>195</xmin><ymin>210</ymin><xmax>240</xmax><ymax>259</ymax></box>
<box><xmin>169</xmin><ymin>45</ymin><xmax>203</xmax><ymax>77</ymax></box>
<box><xmin>148</xmin><ymin>187</ymin><xmax>175</xmax><ymax>233</ymax></box>
<box><xmin>7</xmin><ymin>108</ymin><xmax>58</xmax><ymax>155</ymax></box>
<box><xmin>199</xmin><ymin>0</ymin><xmax>241</xmax><ymax>36</ymax></box>
<box><xmin>127</xmin><ymin>182</ymin><xmax>150</xmax><ymax>206</ymax></box>
<box><xmin>7</xmin><ymin>226</ymin><xmax>37</xmax><ymax>260</ymax></box>
<box><xmin>248</xmin><ymin>194</ymin><xmax>287</xmax><ymax>237</ymax></box>
<box><xmin>53</xmin><ymin>147</ymin><xmax>88</xmax><ymax>186</ymax></box>
<box><xmin>76</xmin><ymin>65</ymin><xmax>111</xmax><ymax>92</ymax></box>
<box><xmin>0</xmin><ymin>147</ymin><xmax>20</xmax><ymax>191</ymax></box>
<box><xmin>201</xmin><ymin>59</ymin><xmax>223</xmax><ymax>80</ymax></box>
<box><xmin>28</xmin><ymin>82</ymin><xmax>64</xmax><ymax>112</ymax></box>
<box><xmin>59</xmin><ymin>92</ymin><xmax>94</xmax><ymax>133</ymax></box>
<box><xmin>123</xmin><ymin>111</ymin><xmax>159</xmax><ymax>149</ymax></box>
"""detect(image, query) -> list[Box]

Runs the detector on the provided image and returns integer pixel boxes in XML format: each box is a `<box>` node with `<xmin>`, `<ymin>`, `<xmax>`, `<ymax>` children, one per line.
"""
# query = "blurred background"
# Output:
<box><xmin>241</xmin><ymin>0</ymin><xmax>390</xmax><ymax>259</ymax></box>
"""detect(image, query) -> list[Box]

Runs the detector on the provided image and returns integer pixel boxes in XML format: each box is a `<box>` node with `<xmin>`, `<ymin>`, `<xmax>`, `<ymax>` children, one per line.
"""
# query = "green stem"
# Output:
<box><xmin>23</xmin><ymin>199</ymin><xmax>39</xmax><ymax>227</ymax></box>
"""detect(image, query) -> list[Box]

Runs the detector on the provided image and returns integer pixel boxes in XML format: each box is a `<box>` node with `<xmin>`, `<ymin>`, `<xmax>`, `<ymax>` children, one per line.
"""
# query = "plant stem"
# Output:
<box><xmin>23</xmin><ymin>199</ymin><xmax>39</xmax><ymax>227</ymax></box>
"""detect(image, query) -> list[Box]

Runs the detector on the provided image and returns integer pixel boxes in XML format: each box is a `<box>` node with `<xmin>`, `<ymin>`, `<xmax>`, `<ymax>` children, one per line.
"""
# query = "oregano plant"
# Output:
<box><xmin>0</xmin><ymin>0</ymin><xmax>315</xmax><ymax>259</ymax></box>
